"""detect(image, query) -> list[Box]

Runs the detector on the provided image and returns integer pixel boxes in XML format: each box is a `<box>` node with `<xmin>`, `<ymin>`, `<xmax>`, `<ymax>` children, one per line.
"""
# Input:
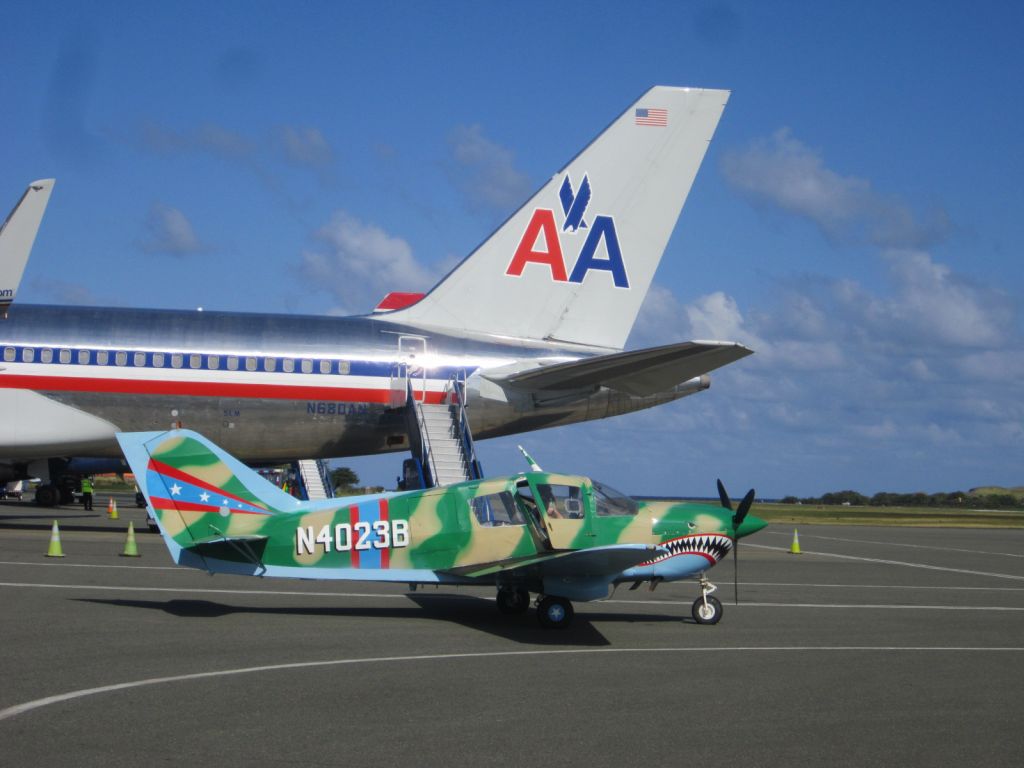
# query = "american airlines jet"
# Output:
<box><xmin>0</xmin><ymin>86</ymin><xmax>751</xmax><ymax>505</ymax></box>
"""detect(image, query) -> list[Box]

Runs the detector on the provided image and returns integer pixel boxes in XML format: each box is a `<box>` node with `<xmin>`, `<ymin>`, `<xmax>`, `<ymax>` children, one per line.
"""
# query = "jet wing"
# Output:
<box><xmin>487</xmin><ymin>340</ymin><xmax>752</xmax><ymax>397</ymax></box>
<box><xmin>453</xmin><ymin>543</ymin><xmax>665</xmax><ymax>580</ymax></box>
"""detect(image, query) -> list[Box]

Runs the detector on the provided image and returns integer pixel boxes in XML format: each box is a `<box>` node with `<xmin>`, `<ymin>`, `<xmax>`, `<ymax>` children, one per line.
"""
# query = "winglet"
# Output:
<box><xmin>0</xmin><ymin>179</ymin><xmax>55</xmax><ymax>318</ymax></box>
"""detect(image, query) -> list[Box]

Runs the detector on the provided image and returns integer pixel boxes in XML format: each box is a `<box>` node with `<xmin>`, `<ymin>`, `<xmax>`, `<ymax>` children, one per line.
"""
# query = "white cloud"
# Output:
<box><xmin>448</xmin><ymin>124</ymin><xmax>532</xmax><ymax>214</ymax></box>
<box><xmin>721</xmin><ymin>128</ymin><xmax>949</xmax><ymax>248</ymax></box>
<box><xmin>140</xmin><ymin>203</ymin><xmax>205</xmax><ymax>256</ymax></box>
<box><xmin>142</xmin><ymin>121</ymin><xmax>255</xmax><ymax>157</ymax></box>
<box><xmin>623</xmin><ymin>245</ymin><xmax>1022</xmax><ymax>495</ymax></box>
<box><xmin>880</xmin><ymin>250</ymin><xmax>1010</xmax><ymax>347</ymax></box>
<box><xmin>299</xmin><ymin>211</ymin><xmax>437</xmax><ymax>314</ymax></box>
<box><xmin>685</xmin><ymin>291</ymin><xmax>763</xmax><ymax>347</ymax></box>
<box><xmin>27</xmin><ymin>276</ymin><xmax>103</xmax><ymax>305</ymax></box>
<box><xmin>630</xmin><ymin>284</ymin><xmax>693</xmax><ymax>345</ymax></box>
<box><xmin>278</xmin><ymin>126</ymin><xmax>334</xmax><ymax>170</ymax></box>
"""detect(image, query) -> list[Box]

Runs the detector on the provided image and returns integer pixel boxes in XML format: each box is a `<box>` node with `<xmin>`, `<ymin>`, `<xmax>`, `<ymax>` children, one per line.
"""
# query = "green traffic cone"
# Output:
<box><xmin>46</xmin><ymin>520</ymin><xmax>65</xmax><ymax>558</ymax></box>
<box><xmin>120</xmin><ymin>521</ymin><xmax>140</xmax><ymax>557</ymax></box>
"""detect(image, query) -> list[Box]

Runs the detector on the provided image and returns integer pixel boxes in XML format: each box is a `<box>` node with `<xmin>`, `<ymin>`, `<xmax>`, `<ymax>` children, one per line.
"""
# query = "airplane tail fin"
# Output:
<box><xmin>0</xmin><ymin>179</ymin><xmax>55</xmax><ymax>318</ymax></box>
<box><xmin>116</xmin><ymin>430</ymin><xmax>310</xmax><ymax>567</ymax></box>
<box><xmin>380</xmin><ymin>87</ymin><xmax>728</xmax><ymax>350</ymax></box>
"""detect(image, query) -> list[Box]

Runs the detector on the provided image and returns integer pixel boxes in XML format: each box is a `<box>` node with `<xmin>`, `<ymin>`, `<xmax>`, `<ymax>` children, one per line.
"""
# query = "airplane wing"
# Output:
<box><xmin>452</xmin><ymin>543</ymin><xmax>665</xmax><ymax>580</ymax></box>
<box><xmin>487</xmin><ymin>340</ymin><xmax>752</xmax><ymax>397</ymax></box>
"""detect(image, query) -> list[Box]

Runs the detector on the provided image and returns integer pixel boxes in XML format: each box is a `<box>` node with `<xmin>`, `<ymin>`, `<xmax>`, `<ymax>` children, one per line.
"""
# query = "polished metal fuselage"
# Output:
<box><xmin>0</xmin><ymin>305</ymin><xmax>695</xmax><ymax>465</ymax></box>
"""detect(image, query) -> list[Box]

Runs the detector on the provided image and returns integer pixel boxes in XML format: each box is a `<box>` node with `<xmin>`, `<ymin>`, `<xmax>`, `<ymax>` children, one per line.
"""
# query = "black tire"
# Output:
<box><xmin>35</xmin><ymin>485</ymin><xmax>59</xmax><ymax>507</ymax></box>
<box><xmin>496</xmin><ymin>587</ymin><xmax>530</xmax><ymax>615</ymax></box>
<box><xmin>692</xmin><ymin>595</ymin><xmax>723</xmax><ymax>625</ymax></box>
<box><xmin>536</xmin><ymin>595</ymin><xmax>574</xmax><ymax>629</ymax></box>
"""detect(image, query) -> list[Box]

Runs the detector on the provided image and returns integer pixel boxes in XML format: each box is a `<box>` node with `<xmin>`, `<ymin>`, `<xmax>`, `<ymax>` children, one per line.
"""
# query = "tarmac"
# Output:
<box><xmin>1</xmin><ymin>494</ymin><xmax>1022</xmax><ymax>767</ymax></box>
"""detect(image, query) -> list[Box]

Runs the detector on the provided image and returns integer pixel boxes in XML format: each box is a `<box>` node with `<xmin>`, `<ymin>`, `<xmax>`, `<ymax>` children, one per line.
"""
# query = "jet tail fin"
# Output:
<box><xmin>380</xmin><ymin>87</ymin><xmax>728</xmax><ymax>350</ymax></box>
<box><xmin>0</xmin><ymin>179</ymin><xmax>55</xmax><ymax>318</ymax></box>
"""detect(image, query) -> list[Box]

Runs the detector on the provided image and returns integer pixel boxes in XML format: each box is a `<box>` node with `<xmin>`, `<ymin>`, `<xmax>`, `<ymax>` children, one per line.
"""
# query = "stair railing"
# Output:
<box><xmin>445</xmin><ymin>371</ymin><xmax>483</xmax><ymax>480</ymax></box>
<box><xmin>410</xmin><ymin>380</ymin><xmax>439</xmax><ymax>487</ymax></box>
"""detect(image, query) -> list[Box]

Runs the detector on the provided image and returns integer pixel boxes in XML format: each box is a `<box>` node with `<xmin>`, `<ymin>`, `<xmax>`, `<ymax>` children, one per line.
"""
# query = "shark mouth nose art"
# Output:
<box><xmin>644</xmin><ymin>533</ymin><xmax>733</xmax><ymax>566</ymax></box>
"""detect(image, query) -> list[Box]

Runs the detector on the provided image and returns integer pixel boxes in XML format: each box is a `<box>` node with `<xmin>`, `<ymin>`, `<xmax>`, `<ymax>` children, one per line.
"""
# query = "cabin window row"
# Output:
<box><xmin>1</xmin><ymin>345</ymin><xmax>352</xmax><ymax>375</ymax></box>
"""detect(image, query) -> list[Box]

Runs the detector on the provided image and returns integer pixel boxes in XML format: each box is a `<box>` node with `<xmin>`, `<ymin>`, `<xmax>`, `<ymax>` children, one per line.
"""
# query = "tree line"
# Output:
<box><xmin>779</xmin><ymin>490</ymin><xmax>1023</xmax><ymax>510</ymax></box>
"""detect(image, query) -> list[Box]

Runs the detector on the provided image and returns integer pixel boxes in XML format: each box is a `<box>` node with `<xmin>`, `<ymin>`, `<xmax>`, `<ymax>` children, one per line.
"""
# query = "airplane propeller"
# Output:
<box><xmin>717</xmin><ymin>479</ymin><xmax>756</xmax><ymax>605</ymax></box>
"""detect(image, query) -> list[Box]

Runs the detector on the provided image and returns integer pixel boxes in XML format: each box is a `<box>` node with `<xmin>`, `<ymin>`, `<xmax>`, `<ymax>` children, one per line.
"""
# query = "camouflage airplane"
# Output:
<box><xmin>118</xmin><ymin>429</ymin><xmax>767</xmax><ymax>628</ymax></box>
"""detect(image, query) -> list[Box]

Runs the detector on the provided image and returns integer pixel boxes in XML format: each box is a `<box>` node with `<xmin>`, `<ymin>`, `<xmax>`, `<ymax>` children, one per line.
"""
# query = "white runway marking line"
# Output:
<box><xmin>0</xmin><ymin>560</ymin><xmax>182</xmax><ymax>571</ymax></box>
<box><xmin>3</xmin><ymin>581</ymin><xmax>1021</xmax><ymax>612</ymax></box>
<box><xmin>745</xmin><ymin>543</ymin><xmax>1024</xmax><ymax>582</ymax></box>
<box><xmin>761</xmin><ymin>530</ymin><xmax>1024</xmax><ymax>559</ymax></box>
<box><xmin>1</xmin><ymin>646</ymin><xmax>1021</xmax><ymax>723</ymax></box>
<box><xmin>740</xmin><ymin>581</ymin><xmax>1024</xmax><ymax>592</ymax></box>
<box><xmin>3</xmin><ymin>557</ymin><xmax>1022</xmax><ymax>592</ymax></box>
<box><xmin>0</xmin><ymin>581</ymin><xmax>417</xmax><ymax>599</ymax></box>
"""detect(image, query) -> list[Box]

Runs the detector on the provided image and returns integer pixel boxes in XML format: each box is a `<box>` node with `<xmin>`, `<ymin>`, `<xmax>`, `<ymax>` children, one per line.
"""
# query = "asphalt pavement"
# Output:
<box><xmin>1</xmin><ymin>499</ymin><xmax>1022</xmax><ymax>767</ymax></box>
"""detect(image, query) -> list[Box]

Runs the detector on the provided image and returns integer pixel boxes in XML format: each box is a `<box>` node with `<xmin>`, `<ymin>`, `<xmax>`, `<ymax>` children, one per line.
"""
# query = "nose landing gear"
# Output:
<box><xmin>692</xmin><ymin>574</ymin><xmax>723</xmax><ymax>624</ymax></box>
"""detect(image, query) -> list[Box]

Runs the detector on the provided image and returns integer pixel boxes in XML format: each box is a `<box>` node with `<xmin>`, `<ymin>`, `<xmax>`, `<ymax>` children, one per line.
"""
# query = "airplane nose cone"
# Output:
<box><xmin>737</xmin><ymin>514</ymin><xmax>767</xmax><ymax>538</ymax></box>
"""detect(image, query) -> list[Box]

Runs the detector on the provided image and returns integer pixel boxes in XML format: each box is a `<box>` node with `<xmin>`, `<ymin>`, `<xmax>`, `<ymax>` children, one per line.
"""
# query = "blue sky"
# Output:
<box><xmin>3</xmin><ymin>1</ymin><xmax>1022</xmax><ymax>497</ymax></box>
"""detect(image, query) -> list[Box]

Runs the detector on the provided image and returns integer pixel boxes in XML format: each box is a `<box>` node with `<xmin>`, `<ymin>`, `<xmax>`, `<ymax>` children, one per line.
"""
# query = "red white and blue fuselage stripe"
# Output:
<box><xmin>0</xmin><ymin>343</ymin><xmax>466</xmax><ymax>403</ymax></box>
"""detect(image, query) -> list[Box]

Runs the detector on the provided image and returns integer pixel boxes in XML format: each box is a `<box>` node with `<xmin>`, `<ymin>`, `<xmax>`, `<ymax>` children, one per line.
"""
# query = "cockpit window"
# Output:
<box><xmin>533</xmin><ymin>484</ymin><xmax>584</xmax><ymax>519</ymax></box>
<box><xmin>592</xmin><ymin>480</ymin><xmax>639</xmax><ymax>517</ymax></box>
<box><xmin>470</xmin><ymin>491</ymin><xmax>527</xmax><ymax>527</ymax></box>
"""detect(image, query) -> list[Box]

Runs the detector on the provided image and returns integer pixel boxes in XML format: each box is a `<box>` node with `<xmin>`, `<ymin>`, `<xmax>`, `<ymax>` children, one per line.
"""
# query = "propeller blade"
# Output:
<box><xmin>733</xmin><ymin>538</ymin><xmax>739</xmax><ymax>605</ymax></box>
<box><xmin>732</xmin><ymin>488</ymin><xmax>756</xmax><ymax>528</ymax></box>
<box><xmin>731</xmin><ymin>489</ymin><xmax>755</xmax><ymax>605</ymax></box>
<box><xmin>716</xmin><ymin>478</ymin><xmax>732</xmax><ymax>511</ymax></box>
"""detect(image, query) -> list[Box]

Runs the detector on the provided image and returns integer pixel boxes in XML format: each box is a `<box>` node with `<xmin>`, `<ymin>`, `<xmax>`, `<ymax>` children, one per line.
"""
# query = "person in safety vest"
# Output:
<box><xmin>81</xmin><ymin>476</ymin><xmax>94</xmax><ymax>510</ymax></box>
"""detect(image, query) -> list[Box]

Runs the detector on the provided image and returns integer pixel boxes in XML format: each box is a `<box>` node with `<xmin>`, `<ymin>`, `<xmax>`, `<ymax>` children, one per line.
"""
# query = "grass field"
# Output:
<box><xmin>749</xmin><ymin>502</ymin><xmax>1024</xmax><ymax>528</ymax></box>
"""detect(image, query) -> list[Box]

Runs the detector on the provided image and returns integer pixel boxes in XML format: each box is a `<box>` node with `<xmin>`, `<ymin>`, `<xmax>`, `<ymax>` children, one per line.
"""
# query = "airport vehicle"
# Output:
<box><xmin>118</xmin><ymin>429</ymin><xmax>767</xmax><ymax>628</ymax></box>
<box><xmin>0</xmin><ymin>87</ymin><xmax>751</xmax><ymax>504</ymax></box>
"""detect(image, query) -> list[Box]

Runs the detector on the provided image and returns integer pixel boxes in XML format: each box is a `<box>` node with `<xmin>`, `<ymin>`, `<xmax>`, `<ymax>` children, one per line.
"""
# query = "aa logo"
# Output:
<box><xmin>505</xmin><ymin>174</ymin><xmax>628</xmax><ymax>288</ymax></box>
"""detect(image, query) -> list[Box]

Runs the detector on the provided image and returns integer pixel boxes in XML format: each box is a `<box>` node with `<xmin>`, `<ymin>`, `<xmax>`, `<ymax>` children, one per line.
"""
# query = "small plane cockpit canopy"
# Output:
<box><xmin>470</xmin><ymin>490</ymin><xmax>527</xmax><ymax>527</ymax></box>
<box><xmin>591</xmin><ymin>479</ymin><xmax>639</xmax><ymax>516</ymax></box>
<box><xmin>532</xmin><ymin>483</ymin><xmax>584</xmax><ymax>519</ymax></box>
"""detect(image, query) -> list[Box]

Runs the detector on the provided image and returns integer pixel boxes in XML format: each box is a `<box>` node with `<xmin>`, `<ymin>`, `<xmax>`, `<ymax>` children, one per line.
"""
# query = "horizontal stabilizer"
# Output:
<box><xmin>187</xmin><ymin>535</ymin><xmax>269</xmax><ymax>566</ymax></box>
<box><xmin>455</xmin><ymin>543</ymin><xmax>664</xmax><ymax>580</ymax></box>
<box><xmin>0</xmin><ymin>179</ymin><xmax>55</xmax><ymax>318</ymax></box>
<box><xmin>489</xmin><ymin>340</ymin><xmax>753</xmax><ymax>396</ymax></box>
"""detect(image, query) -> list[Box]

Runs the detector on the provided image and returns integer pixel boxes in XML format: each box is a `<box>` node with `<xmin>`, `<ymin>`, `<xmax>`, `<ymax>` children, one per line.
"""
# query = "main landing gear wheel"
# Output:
<box><xmin>536</xmin><ymin>595</ymin><xmax>574</xmax><ymax>629</ymax></box>
<box><xmin>496</xmin><ymin>587</ymin><xmax>530</xmax><ymax>615</ymax></box>
<box><xmin>34</xmin><ymin>485</ymin><xmax>59</xmax><ymax>507</ymax></box>
<box><xmin>692</xmin><ymin>595</ymin><xmax>723</xmax><ymax>625</ymax></box>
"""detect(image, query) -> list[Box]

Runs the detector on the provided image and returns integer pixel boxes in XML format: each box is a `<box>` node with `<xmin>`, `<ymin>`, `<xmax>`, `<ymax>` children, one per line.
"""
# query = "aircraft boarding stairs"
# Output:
<box><xmin>406</xmin><ymin>375</ymin><xmax>483</xmax><ymax>488</ymax></box>
<box><xmin>295</xmin><ymin>459</ymin><xmax>333</xmax><ymax>500</ymax></box>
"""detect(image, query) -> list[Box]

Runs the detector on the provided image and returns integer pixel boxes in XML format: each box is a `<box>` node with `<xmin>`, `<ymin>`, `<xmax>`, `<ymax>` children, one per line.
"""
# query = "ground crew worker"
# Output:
<box><xmin>81</xmin><ymin>476</ymin><xmax>94</xmax><ymax>510</ymax></box>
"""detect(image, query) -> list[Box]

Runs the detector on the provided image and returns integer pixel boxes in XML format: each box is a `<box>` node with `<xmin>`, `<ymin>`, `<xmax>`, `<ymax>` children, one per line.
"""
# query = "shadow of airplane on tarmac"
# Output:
<box><xmin>74</xmin><ymin>592</ymin><xmax>689</xmax><ymax>646</ymax></box>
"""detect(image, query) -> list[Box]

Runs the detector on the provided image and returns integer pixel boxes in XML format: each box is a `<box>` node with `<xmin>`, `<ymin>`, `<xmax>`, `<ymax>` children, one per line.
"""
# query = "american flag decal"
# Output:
<box><xmin>635</xmin><ymin>107</ymin><xmax>668</xmax><ymax>127</ymax></box>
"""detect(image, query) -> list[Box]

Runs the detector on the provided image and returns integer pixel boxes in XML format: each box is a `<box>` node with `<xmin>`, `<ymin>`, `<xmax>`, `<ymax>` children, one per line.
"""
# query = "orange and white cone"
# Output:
<box><xmin>107</xmin><ymin>497</ymin><xmax>119</xmax><ymax>520</ymax></box>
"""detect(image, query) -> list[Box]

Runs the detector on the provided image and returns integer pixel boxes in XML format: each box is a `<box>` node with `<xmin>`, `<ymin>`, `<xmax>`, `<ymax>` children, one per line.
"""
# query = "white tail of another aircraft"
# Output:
<box><xmin>381</xmin><ymin>87</ymin><xmax>728</xmax><ymax>350</ymax></box>
<box><xmin>0</xmin><ymin>179</ymin><xmax>55</xmax><ymax>318</ymax></box>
